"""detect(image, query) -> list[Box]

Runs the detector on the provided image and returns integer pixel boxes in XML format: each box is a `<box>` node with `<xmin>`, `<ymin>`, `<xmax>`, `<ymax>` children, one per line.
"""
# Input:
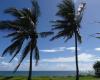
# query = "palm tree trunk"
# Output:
<box><xmin>28</xmin><ymin>50</ymin><xmax>33</xmax><ymax>80</ymax></box>
<box><xmin>75</xmin><ymin>31</ymin><xmax>79</xmax><ymax>80</ymax></box>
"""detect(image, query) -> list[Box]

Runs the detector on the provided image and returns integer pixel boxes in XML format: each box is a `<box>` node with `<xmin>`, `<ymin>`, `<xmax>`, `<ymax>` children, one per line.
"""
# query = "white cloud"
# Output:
<box><xmin>79</xmin><ymin>62</ymin><xmax>93</xmax><ymax>71</ymax></box>
<box><xmin>20</xmin><ymin>62</ymin><xmax>93</xmax><ymax>71</ymax></box>
<box><xmin>95</xmin><ymin>48</ymin><xmax>100</xmax><ymax>51</ymax></box>
<box><xmin>0</xmin><ymin>61</ymin><xmax>93</xmax><ymax>71</ymax></box>
<box><xmin>51</xmin><ymin>62</ymin><xmax>94</xmax><ymax>71</ymax></box>
<box><xmin>0</xmin><ymin>53</ymin><xmax>96</xmax><ymax>71</ymax></box>
<box><xmin>1</xmin><ymin>61</ymin><xmax>13</xmax><ymax>66</ymax></box>
<box><xmin>78</xmin><ymin>53</ymin><xmax>94</xmax><ymax>62</ymax></box>
<box><xmin>0</xmin><ymin>61</ymin><xmax>14</xmax><ymax>71</ymax></box>
<box><xmin>14</xmin><ymin>57</ymin><xmax>18</xmax><ymax>62</ymax></box>
<box><xmin>40</xmin><ymin>49</ymin><xmax>63</xmax><ymax>53</ymax></box>
<box><xmin>40</xmin><ymin>47</ymin><xmax>80</xmax><ymax>53</ymax></box>
<box><xmin>0</xmin><ymin>56</ymin><xmax>4</xmax><ymax>60</ymax></box>
<box><xmin>67</xmin><ymin>47</ymin><xmax>80</xmax><ymax>51</ymax></box>
<box><xmin>40</xmin><ymin>47</ymin><xmax>65</xmax><ymax>53</ymax></box>
<box><xmin>42</xmin><ymin>53</ymin><xmax>97</xmax><ymax>63</ymax></box>
<box><xmin>1</xmin><ymin>61</ymin><xmax>9</xmax><ymax>66</ymax></box>
<box><xmin>0</xmin><ymin>52</ymin><xmax>98</xmax><ymax>71</ymax></box>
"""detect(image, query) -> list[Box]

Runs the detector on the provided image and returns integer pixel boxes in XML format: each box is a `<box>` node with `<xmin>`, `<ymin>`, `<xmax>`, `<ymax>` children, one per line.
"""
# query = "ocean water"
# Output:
<box><xmin>0</xmin><ymin>71</ymin><xmax>94</xmax><ymax>77</ymax></box>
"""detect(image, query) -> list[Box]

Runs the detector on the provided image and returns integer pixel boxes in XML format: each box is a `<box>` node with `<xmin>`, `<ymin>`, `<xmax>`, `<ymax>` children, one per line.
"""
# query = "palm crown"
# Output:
<box><xmin>51</xmin><ymin>0</ymin><xmax>86</xmax><ymax>43</ymax></box>
<box><xmin>0</xmin><ymin>0</ymin><xmax>53</xmax><ymax>72</ymax></box>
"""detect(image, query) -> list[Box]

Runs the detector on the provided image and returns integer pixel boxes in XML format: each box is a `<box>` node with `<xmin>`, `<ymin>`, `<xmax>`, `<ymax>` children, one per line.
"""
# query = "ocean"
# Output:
<box><xmin>0</xmin><ymin>71</ymin><xmax>94</xmax><ymax>77</ymax></box>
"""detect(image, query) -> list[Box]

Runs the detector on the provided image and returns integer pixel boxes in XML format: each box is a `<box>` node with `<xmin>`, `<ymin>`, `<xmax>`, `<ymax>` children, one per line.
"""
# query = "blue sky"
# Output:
<box><xmin>0</xmin><ymin>0</ymin><xmax>100</xmax><ymax>71</ymax></box>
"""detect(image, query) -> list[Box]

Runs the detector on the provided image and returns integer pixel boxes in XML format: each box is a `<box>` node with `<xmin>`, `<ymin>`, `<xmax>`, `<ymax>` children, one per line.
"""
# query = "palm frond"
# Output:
<box><xmin>20</xmin><ymin>8</ymin><xmax>33</xmax><ymax>19</ymax></box>
<box><xmin>2</xmin><ymin>37</ymin><xmax>24</xmax><ymax>56</ymax></box>
<box><xmin>90</xmin><ymin>33</ymin><xmax>100</xmax><ymax>39</ymax></box>
<box><xmin>64</xmin><ymin>33</ymin><xmax>73</xmax><ymax>42</ymax></box>
<box><xmin>76</xmin><ymin>31</ymin><xmax>82</xmax><ymax>43</ymax></box>
<box><xmin>96</xmin><ymin>33</ymin><xmax>100</xmax><ymax>34</ymax></box>
<box><xmin>4</xmin><ymin>7</ymin><xmax>23</xmax><ymax>18</ymax></box>
<box><xmin>34</xmin><ymin>45</ymin><xmax>39</xmax><ymax>65</ymax></box>
<box><xmin>39</xmin><ymin>32</ymin><xmax>54</xmax><ymax>38</ymax></box>
<box><xmin>57</xmin><ymin>0</ymin><xmax>75</xmax><ymax>19</ymax></box>
<box><xmin>0</xmin><ymin>21</ymin><xmax>18</xmax><ymax>30</ymax></box>
<box><xmin>4</xmin><ymin>8</ymin><xmax>36</xmax><ymax>31</ymax></box>
<box><xmin>51</xmin><ymin>20</ymin><xmax>68</xmax><ymax>30</ymax></box>
<box><xmin>31</xmin><ymin>0</ymin><xmax>40</xmax><ymax>18</ymax></box>
<box><xmin>76</xmin><ymin>2</ymin><xmax>86</xmax><ymax>24</ymax></box>
<box><xmin>50</xmin><ymin>31</ymin><xmax>65</xmax><ymax>41</ymax></box>
<box><xmin>14</xmin><ymin>40</ymin><xmax>31</xmax><ymax>72</ymax></box>
<box><xmin>4</xmin><ymin>32</ymin><xmax>17</xmax><ymax>38</ymax></box>
<box><xmin>96</xmin><ymin>36</ymin><xmax>100</xmax><ymax>38</ymax></box>
<box><xmin>9</xmin><ymin>38</ymin><xmax>24</xmax><ymax>62</ymax></box>
<box><xmin>29</xmin><ymin>38</ymin><xmax>39</xmax><ymax>65</ymax></box>
<box><xmin>11</xmin><ymin>32</ymin><xmax>28</xmax><ymax>42</ymax></box>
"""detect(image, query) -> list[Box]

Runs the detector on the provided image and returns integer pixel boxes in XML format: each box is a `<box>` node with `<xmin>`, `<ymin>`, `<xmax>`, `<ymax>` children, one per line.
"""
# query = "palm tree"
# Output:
<box><xmin>51</xmin><ymin>0</ymin><xmax>86</xmax><ymax>80</ymax></box>
<box><xmin>0</xmin><ymin>0</ymin><xmax>53</xmax><ymax>80</ymax></box>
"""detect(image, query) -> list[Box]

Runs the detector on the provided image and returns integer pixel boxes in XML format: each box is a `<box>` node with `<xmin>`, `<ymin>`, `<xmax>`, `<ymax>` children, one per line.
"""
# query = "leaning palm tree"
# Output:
<box><xmin>0</xmin><ymin>0</ymin><xmax>53</xmax><ymax>80</ymax></box>
<box><xmin>51</xmin><ymin>0</ymin><xmax>86</xmax><ymax>80</ymax></box>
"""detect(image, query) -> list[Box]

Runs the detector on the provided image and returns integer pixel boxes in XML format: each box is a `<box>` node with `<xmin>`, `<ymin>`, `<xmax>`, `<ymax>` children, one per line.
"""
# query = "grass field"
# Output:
<box><xmin>0</xmin><ymin>76</ymin><xmax>100</xmax><ymax>80</ymax></box>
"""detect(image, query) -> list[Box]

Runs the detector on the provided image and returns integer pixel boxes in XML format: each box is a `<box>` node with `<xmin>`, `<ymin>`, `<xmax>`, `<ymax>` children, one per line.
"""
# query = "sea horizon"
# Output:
<box><xmin>0</xmin><ymin>71</ymin><xmax>94</xmax><ymax>77</ymax></box>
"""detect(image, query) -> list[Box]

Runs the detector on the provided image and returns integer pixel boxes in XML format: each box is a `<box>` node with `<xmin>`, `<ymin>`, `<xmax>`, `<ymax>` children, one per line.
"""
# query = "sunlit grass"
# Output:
<box><xmin>0</xmin><ymin>76</ymin><xmax>100</xmax><ymax>80</ymax></box>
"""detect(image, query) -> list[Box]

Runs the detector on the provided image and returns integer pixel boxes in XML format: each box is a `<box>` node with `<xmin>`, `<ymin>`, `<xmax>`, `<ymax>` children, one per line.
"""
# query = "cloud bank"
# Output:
<box><xmin>40</xmin><ymin>47</ymin><xmax>80</xmax><ymax>53</ymax></box>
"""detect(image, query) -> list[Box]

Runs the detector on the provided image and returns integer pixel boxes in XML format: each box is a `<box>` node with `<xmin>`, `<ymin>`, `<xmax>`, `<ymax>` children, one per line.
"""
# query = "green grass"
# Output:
<box><xmin>0</xmin><ymin>76</ymin><xmax>100</xmax><ymax>80</ymax></box>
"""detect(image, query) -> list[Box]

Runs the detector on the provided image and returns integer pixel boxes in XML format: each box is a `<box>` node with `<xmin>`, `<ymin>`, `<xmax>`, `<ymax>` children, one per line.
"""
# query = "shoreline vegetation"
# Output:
<box><xmin>0</xmin><ymin>76</ymin><xmax>100</xmax><ymax>80</ymax></box>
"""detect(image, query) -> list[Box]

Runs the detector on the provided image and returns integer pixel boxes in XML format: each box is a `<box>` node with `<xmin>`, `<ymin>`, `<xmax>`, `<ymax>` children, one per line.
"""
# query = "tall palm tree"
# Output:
<box><xmin>51</xmin><ymin>0</ymin><xmax>86</xmax><ymax>80</ymax></box>
<box><xmin>0</xmin><ymin>0</ymin><xmax>53</xmax><ymax>80</ymax></box>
